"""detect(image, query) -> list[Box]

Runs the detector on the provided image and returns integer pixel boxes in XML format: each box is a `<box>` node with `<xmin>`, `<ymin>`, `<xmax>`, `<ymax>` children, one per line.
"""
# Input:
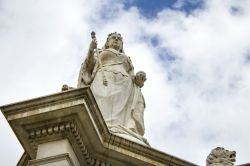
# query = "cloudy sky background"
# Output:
<box><xmin>1</xmin><ymin>0</ymin><xmax>250</xmax><ymax>165</ymax></box>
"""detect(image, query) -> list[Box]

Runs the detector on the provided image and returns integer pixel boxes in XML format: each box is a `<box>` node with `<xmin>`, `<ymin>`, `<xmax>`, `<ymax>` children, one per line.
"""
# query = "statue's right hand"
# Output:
<box><xmin>89</xmin><ymin>38</ymin><xmax>97</xmax><ymax>51</ymax></box>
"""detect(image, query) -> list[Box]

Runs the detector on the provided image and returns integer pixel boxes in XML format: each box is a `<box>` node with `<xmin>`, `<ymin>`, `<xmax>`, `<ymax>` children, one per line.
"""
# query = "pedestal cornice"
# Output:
<box><xmin>1</xmin><ymin>87</ymin><xmax>197</xmax><ymax>166</ymax></box>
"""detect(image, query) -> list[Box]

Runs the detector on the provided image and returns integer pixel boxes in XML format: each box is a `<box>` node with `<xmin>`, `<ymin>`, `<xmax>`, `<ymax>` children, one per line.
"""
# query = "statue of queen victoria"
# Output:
<box><xmin>77</xmin><ymin>32</ymin><xmax>148</xmax><ymax>145</ymax></box>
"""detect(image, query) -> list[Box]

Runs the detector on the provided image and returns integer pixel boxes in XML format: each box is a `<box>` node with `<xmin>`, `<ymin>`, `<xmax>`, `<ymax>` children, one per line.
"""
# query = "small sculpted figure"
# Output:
<box><xmin>77</xmin><ymin>32</ymin><xmax>148</xmax><ymax>145</ymax></box>
<box><xmin>206</xmin><ymin>147</ymin><xmax>236</xmax><ymax>166</ymax></box>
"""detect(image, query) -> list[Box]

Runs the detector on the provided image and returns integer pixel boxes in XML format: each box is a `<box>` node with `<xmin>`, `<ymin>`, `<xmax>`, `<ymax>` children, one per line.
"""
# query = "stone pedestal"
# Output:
<box><xmin>1</xmin><ymin>87</ymin><xmax>196</xmax><ymax>166</ymax></box>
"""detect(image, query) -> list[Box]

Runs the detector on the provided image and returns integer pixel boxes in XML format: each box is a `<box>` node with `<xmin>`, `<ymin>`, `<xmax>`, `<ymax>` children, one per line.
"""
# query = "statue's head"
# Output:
<box><xmin>104</xmin><ymin>32</ymin><xmax>124</xmax><ymax>53</ymax></box>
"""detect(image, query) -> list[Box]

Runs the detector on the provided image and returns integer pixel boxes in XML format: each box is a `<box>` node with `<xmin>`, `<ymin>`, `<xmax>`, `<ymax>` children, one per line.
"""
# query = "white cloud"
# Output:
<box><xmin>1</xmin><ymin>0</ymin><xmax>250</xmax><ymax>165</ymax></box>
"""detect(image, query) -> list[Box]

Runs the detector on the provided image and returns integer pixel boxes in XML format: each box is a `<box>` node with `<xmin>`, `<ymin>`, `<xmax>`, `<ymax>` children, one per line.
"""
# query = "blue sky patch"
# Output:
<box><xmin>158</xmin><ymin>51</ymin><xmax>176</xmax><ymax>62</ymax></box>
<box><xmin>149</xmin><ymin>36</ymin><xmax>160</xmax><ymax>46</ymax></box>
<box><xmin>124</xmin><ymin>0</ymin><xmax>204</xmax><ymax>18</ymax></box>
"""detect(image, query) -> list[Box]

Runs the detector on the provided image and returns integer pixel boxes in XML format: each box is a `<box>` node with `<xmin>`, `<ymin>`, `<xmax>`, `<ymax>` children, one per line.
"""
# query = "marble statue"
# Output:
<box><xmin>77</xmin><ymin>32</ymin><xmax>148</xmax><ymax>145</ymax></box>
<box><xmin>206</xmin><ymin>147</ymin><xmax>236</xmax><ymax>166</ymax></box>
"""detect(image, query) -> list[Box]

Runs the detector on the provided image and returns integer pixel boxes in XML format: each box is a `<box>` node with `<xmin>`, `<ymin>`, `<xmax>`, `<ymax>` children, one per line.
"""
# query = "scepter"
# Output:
<box><xmin>91</xmin><ymin>32</ymin><xmax>107</xmax><ymax>86</ymax></box>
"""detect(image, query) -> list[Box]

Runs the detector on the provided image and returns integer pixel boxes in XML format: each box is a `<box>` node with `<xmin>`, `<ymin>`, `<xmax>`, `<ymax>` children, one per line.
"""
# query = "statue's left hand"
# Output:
<box><xmin>135</xmin><ymin>71</ymin><xmax>146</xmax><ymax>88</ymax></box>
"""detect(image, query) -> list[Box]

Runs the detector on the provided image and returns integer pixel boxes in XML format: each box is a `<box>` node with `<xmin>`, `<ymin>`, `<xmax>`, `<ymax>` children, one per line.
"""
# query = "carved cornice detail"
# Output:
<box><xmin>28</xmin><ymin>121</ymin><xmax>111</xmax><ymax>166</ymax></box>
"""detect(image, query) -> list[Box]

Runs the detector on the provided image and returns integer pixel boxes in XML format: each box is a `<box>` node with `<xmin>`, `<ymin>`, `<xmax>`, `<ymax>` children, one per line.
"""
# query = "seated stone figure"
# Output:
<box><xmin>206</xmin><ymin>147</ymin><xmax>236</xmax><ymax>166</ymax></box>
<box><xmin>77</xmin><ymin>32</ymin><xmax>148</xmax><ymax>145</ymax></box>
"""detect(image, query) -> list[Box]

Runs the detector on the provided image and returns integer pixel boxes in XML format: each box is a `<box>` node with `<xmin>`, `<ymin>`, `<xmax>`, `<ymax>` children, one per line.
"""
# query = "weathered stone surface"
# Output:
<box><xmin>36</xmin><ymin>139</ymin><xmax>80</xmax><ymax>166</ymax></box>
<box><xmin>1</xmin><ymin>87</ymin><xmax>196</xmax><ymax>166</ymax></box>
<box><xmin>206</xmin><ymin>147</ymin><xmax>236</xmax><ymax>166</ymax></box>
<box><xmin>29</xmin><ymin>153</ymin><xmax>75</xmax><ymax>166</ymax></box>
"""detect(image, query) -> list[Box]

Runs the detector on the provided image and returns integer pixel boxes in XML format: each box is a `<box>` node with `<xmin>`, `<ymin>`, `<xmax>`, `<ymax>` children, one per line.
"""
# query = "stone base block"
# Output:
<box><xmin>29</xmin><ymin>153</ymin><xmax>74</xmax><ymax>166</ymax></box>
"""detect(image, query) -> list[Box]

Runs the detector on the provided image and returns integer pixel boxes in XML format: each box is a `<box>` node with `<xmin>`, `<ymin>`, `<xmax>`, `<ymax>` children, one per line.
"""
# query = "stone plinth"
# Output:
<box><xmin>1</xmin><ymin>87</ymin><xmax>197</xmax><ymax>166</ymax></box>
<box><xmin>30</xmin><ymin>139</ymin><xmax>80</xmax><ymax>166</ymax></box>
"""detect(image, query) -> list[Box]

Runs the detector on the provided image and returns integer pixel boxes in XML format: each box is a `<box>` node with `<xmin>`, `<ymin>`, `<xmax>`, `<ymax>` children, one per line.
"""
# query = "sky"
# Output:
<box><xmin>0</xmin><ymin>0</ymin><xmax>250</xmax><ymax>165</ymax></box>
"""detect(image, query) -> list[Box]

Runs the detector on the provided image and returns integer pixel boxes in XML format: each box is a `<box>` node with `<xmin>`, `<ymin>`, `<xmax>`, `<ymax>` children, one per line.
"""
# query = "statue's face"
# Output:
<box><xmin>107</xmin><ymin>34</ymin><xmax>122</xmax><ymax>51</ymax></box>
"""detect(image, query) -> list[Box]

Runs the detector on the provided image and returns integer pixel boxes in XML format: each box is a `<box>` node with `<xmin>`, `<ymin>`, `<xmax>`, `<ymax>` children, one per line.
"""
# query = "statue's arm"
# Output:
<box><xmin>85</xmin><ymin>38</ymin><xmax>97</xmax><ymax>73</ymax></box>
<box><xmin>77</xmin><ymin>39</ymin><xmax>97</xmax><ymax>87</ymax></box>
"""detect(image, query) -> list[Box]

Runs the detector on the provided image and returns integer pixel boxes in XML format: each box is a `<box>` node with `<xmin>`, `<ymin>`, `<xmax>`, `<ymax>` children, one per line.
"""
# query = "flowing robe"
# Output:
<box><xmin>78</xmin><ymin>48</ymin><xmax>147</xmax><ymax>144</ymax></box>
